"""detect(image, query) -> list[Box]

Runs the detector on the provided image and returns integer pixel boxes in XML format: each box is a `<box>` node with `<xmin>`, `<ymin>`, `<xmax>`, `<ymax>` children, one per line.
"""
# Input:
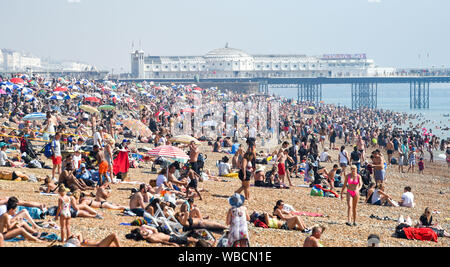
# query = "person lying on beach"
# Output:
<box><xmin>175</xmin><ymin>210</ymin><xmax>227</xmax><ymax>234</ymax></box>
<box><xmin>39</xmin><ymin>176</ymin><xmax>57</xmax><ymax>193</ymax></box>
<box><xmin>79</xmin><ymin>193</ymin><xmax>127</xmax><ymax>211</ymax></box>
<box><xmin>63</xmin><ymin>232</ymin><xmax>121</xmax><ymax>247</ymax></box>
<box><xmin>0</xmin><ymin>197</ymin><xmax>43</xmax><ymax>243</ymax></box>
<box><xmin>303</xmin><ymin>225</ymin><xmax>326</xmax><ymax>247</ymax></box>
<box><xmin>69</xmin><ymin>190</ymin><xmax>103</xmax><ymax>219</ymax></box>
<box><xmin>127</xmin><ymin>225</ymin><xmax>209</xmax><ymax>247</ymax></box>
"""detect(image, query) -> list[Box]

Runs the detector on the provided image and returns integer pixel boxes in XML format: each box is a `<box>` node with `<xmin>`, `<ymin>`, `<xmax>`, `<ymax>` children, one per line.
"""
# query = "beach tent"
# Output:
<box><xmin>23</xmin><ymin>113</ymin><xmax>46</xmax><ymax>121</ymax></box>
<box><xmin>80</xmin><ymin>105</ymin><xmax>100</xmax><ymax>115</ymax></box>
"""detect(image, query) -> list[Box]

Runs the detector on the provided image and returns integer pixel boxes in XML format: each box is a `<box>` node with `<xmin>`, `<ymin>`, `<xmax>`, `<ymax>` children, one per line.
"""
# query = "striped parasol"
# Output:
<box><xmin>169</xmin><ymin>135</ymin><xmax>201</xmax><ymax>145</ymax></box>
<box><xmin>122</xmin><ymin>119</ymin><xmax>152</xmax><ymax>138</ymax></box>
<box><xmin>23</xmin><ymin>113</ymin><xmax>46</xmax><ymax>121</ymax></box>
<box><xmin>80</xmin><ymin>105</ymin><xmax>100</xmax><ymax>115</ymax></box>
<box><xmin>147</xmin><ymin>145</ymin><xmax>189</xmax><ymax>163</ymax></box>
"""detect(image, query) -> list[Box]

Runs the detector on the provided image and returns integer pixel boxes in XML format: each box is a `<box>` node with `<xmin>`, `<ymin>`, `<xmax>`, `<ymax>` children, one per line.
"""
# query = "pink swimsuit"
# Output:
<box><xmin>347</xmin><ymin>175</ymin><xmax>360</xmax><ymax>197</ymax></box>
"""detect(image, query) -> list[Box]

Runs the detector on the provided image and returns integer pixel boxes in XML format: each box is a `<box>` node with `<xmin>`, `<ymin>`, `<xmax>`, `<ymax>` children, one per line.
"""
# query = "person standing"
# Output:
<box><xmin>226</xmin><ymin>193</ymin><xmax>250</xmax><ymax>247</ymax></box>
<box><xmin>372</xmin><ymin>150</ymin><xmax>386</xmax><ymax>186</ymax></box>
<box><xmin>338</xmin><ymin>146</ymin><xmax>350</xmax><ymax>178</ymax></box>
<box><xmin>51</xmin><ymin>132</ymin><xmax>62</xmax><ymax>181</ymax></box>
<box><xmin>235</xmin><ymin>151</ymin><xmax>254</xmax><ymax>201</ymax></box>
<box><xmin>341</xmin><ymin>165</ymin><xmax>362</xmax><ymax>226</ymax></box>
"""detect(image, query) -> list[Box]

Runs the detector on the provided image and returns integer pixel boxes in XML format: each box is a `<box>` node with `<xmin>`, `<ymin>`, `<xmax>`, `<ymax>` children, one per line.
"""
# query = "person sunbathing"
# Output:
<box><xmin>0</xmin><ymin>197</ymin><xmax>43</xmax><ymax>243</ymax></box>
<box><xmin>63</xmin><ymin>232</ymin><xmax>121</xmax><ymax>247</ymax></box>
<box><xmin>69</xmin><ymin>191</ymin><xmax>103</xmax><ymax>219</ymax></box>
<box><xmin>79</xmin><ymin>193</ymin><xmax>127</xmax><ymax>211</ymax></box>
<box><xmin>127</xmin><ymin>225</ymin><xmax>208</xmax><ymax>247</ymax></box>
<box><xmin>58</xmin><ymin>164</ymin><xmax>89</xmax><ymax>192</ymax></box>
<box><xmin>39</xmin><ymin>176</ymin><xmax>57</xmax><ymax>193</ymax></box>
<box><xmin>175</xmin><ymin>211</ymin><xmax>227</xmax><ymax>234</ymax></box>
<box><xmin>272</xmin><ymin>200</ymin><xmax>311</xmax><ymax>233</ymax></box>
<box><xmin>129</xmin><ymin>184</ymin><xmax>151</xmax><ymax>216</ymax></box>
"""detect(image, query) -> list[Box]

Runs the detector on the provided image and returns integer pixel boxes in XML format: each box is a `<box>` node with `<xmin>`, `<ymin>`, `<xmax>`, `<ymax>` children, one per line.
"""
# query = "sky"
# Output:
<box><xmin>1</xmin><ymin>0</ymin><xmax>449</xmax><ymax>71</ymax></box>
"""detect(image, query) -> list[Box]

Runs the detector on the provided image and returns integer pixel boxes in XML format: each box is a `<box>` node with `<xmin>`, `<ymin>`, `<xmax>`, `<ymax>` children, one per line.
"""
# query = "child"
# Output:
<box><xmin>418</xmin><ymin>158</ymin><xmax>424</xmax><ymax>175</ymax></box>
<box><xmin>185</xmin><ymin>167</ymin><xmax>202</xmax><ymax>200</ymax></box>
<box><xmin>55</xmin><ymin>185</ymin><xmax>72</xmax><ymax>242</ymax></box>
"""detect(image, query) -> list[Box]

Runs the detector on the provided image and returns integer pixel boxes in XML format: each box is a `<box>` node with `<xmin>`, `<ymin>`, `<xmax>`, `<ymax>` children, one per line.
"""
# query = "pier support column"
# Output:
<box><xmin>410</xmin><ymin>81</ymin><xmax>430</xmax><ymax>109</ymax></box>
<box><xmin>351</xmin><ymin>83</ymin><xmax>377</xmax><ymax>110</ymax></box>
<box><xmin>300</xmin><ymin>83</ymin><xmax>322</xmax><ymax>105</ymax></box>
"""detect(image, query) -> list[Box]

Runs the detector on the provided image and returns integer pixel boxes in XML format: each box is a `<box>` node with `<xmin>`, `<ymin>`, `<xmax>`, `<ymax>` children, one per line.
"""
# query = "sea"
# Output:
<box><xmin>269</xmin><ymin>83</ymin><xmax>450</xmax><ymax>140</ymax></box>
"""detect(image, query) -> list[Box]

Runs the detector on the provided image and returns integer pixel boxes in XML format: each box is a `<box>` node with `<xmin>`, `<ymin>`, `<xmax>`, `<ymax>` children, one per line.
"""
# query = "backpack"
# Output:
<box><xmin>43</xmin><ymin>142</ymin><xmax>54</xmax><ymax>159</ymax></box>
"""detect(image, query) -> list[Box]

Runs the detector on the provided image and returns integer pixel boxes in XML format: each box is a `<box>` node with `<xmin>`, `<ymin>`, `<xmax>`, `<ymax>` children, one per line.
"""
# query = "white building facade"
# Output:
<box><xmin>131</xmin><ymin>45</ymin><xmax>390</xmax><ymax>79</ymax></box>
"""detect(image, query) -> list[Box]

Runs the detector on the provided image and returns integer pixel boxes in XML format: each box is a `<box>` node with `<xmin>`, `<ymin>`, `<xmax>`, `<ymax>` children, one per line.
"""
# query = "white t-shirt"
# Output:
<box><xmin>218</xmin><ymin>162</ymin><xmax>231</xmax><ymax>176</ymax></box>
<box><xmin>339</xmin><ymin>151</ymin><xmax>348</xmax><ymax>164</ymax></box>
<box><xmin>156</xmin><ymin>174</ymin><xmax>167</xmax><ymax>187</ymax></box>
<box><xmin>319</xmin><ymin>151</ymin><xmax>329</xmax><ymax>162</ymax></box>
<box><xmin>52</xmin><ymin>140</ymin><xmax>61</xmax><ymax>157</ymax></box>
<box><xmin>401</xmin><ymin>192</ymin><xmax>415</xmax><ymax>207</ymax></box>
<box><xmin>93</xmin><ymin>132</ymin><xmax>103</xmax><ymax>147</ymax></box>
<box><xmin>249</xmin><ymin>127</ymin><xmax>257</xmax><ymax>139</ymax></box>
<box><xmin>0</xmin><ymin>151</ymin><xmax>8</xmax><ymax>166</ymax></box>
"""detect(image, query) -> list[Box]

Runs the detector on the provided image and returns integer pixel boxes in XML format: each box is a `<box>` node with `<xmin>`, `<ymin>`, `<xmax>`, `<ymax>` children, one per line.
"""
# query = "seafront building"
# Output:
<box><xmin>131</xmin><ymin>44</ymin><xmax>395</xmax><ymax>79</ymax></box>
<box><xmin>0</xmin><ymin>48</ymin><xmax>97</xmax><ymax>73</ymax></box>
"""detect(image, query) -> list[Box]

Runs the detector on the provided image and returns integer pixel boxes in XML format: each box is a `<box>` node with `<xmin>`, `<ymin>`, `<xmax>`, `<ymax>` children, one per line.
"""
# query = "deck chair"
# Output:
<box><xmin>155</xmin><ymin>203</ymin><xmax>184</xmax><ymax>233</ymax></box>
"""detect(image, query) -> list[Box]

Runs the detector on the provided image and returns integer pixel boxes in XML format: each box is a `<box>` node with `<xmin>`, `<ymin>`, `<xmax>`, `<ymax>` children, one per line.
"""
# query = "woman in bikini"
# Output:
<box><xmin>341</xmin><ymin>165</ymin><xmax>362</xmax><ymax>226</ymax></box>
<box><xmin>69</xmin><ymin>191</ymin><xmax>103</xmax><ymax>219</ymax></box>
<box><xmin>78</xmin><ymin>193</ymin><xmax>127</xmax><ymax>211</ymax></box>
<box><xmin>272</xmin><ymin>200</ymin><xmax>310</xmax><ymax>233</ymax></box>
<box><xmin>175</xmin><ymin>210</ymin><xmax>227</xmax><ymax>234</ymax></box>
<box><xmin>235</xmin><ymin>151</ymin><xmax>254</xmax><ymax>201</ymax></box>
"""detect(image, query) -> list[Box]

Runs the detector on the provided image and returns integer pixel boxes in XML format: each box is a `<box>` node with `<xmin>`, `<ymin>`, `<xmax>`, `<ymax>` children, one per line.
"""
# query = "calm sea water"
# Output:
<box><xmin>269</xmin><ymin>84</ymin><xmax>450</xmax><ymax>139</ymax></box>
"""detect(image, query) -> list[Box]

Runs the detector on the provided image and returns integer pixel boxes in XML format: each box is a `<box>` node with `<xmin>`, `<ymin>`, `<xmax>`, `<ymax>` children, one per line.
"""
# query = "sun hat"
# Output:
<box><xmin>228</xmin><ymin>193</ymin><xmax>245</xmax><ymax>208</ymax></box>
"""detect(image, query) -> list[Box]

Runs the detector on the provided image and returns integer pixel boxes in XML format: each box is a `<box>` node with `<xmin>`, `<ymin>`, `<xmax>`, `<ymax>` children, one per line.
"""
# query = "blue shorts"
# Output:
<box><xmin>374</xmin><ymin>169</ymin><xmax>385</xmax><ymax>182</ymax></box>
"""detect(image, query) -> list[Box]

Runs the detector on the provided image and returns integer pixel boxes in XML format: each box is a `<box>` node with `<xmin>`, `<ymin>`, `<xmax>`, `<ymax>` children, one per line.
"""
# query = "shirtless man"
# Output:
<box><xmin>277</xmin><ymin>149</ymin><xmax>294</xmax><ymax>187</ymax></box>
<box><xmin>372</xmin><ymin>150</ymin><xmax>386</xmax><ymax>186</ymax></box>
<box><xmin>326</xmin><ymin>164</ymin><xmax>339</xmax><ymax>190</ymax></box>
<box><xmin>386</xmin><ymin>138</ymin><xmax>395</xmax><ymax>166</ymax></box>
<box><xmin>93</xmin><ymin>145</ymin><xmax>110</xmax><ymax>185</ymax></box>
<box><xmin>356</xmin><ymin>136</ymin><xmax>366</xmax><ymax>162</ymax></box>
<box><xmin>303</xmin><ymin>226</ymin><xmax>326</xmax><ymax>247</ymax></box>
<box><xmin>58</xmin><ymin>164</ymin><xmax>89</xmax><ymax>192</ymax></box>
<box><xmin>189</xmin><ymin>141</ymin><xmax>200</xmax><ymax>174</ymax></box>
<box><xmin>95</xmin><ymin>184</ymin><xmax>111</xmax><ymax>202</ymax></box>
<box><xmin>0</xmin><ymin>197</ymin><xmax>42</xmax><ymax>243</ymax></box>
<box><xmin>129</xmin><ymin>184</ymin><xmax>150</xmax><ymax>217</ymax></box>
<box><xmin>133</xmin><ymin>225</ymin><xmax>204</xmax><ymax>247</ymax></box>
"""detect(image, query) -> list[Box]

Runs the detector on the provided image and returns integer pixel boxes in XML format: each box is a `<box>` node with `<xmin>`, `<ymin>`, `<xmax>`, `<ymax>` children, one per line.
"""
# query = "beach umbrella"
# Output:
<box><xmin>147</xmin><ymin>145</ymin><xmax>189</xmax><ymax>163</ymax></box>
<box><xmin>10</xmin><ymin>78</ymin><xmax>24</xmax><ymax>84</ymax></box>
<box><xmin>181</xmin><ymin>108</ymin><xmax>195</xmax><ymax>113</ymax></box>
<box><xmin>93</xmin><ymin>93</ymin><xmax>102</xmax><ymax>98</ymax></box>
<box><xmin>23</xmin><ymin>112</ymin><xmax>46</xmax><ymax>121</ymax></box>
<box><xmin>168</xmin><ymin>135</ymin><xmax>201</xmax><ymax>145</ymax></box>
<box><xmin>80</xmin><ymin>105</ymin><xmax>100</xmax><ymax>115</ymax></box>
<box><xmin>54</xmin><ymin>87</ymin><xmax>68</xmax><ymax>92</ymax></box>
<box><xmin>0</xmin><ymin>89</ymin><xmax>6</xmax><ymax>95</ymax></box>
<box><xmin>21</xmin><ymin>87</ymin><xmax>33</xmax><ymax>95</ymax></box>
<box><xmin>48</xmin><ymin>95</ymin><xmax>64</xmax><ymax>101</ymax></box>
<box><xmin>125</xmin><ymin>98</ymin><xmax>136</xmax><ymax>103</ymax></box>
<box><xmin>122</xmin><ymin>119</ymin><xmax>152</xmax><ymax>138</ymax></box>
<box><xmin>98</xmin><ymin>105</ymin><xmax>115</xmax><ymax>111</ymax></box>
<box><xmin>85</xmin><ymin>97</ymin><xmax>101</xmax><ymax>103</ymax></box>
<box><xmin>68</xmin><ymin>85</ymin><xmax>80</xmax><ymax>90</ymax></box>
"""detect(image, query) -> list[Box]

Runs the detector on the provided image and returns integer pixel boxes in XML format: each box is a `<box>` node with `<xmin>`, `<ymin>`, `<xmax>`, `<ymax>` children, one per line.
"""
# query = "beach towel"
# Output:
<box><xmin>40</xmin><ymin>192</ymin><xmax>58</xmax><ymax>196</ymax></box>
<box><xmin>17</xmin><ymin>206</ymin><xmax>43</xmax><ymax>220</ymax></box>
<box><xmin>113</xmin><ymin>151</ymin><xmax>130</xmax><ymax>176</ymax></box>
<box><xmin>5</xmin><ymin>236</ymin><xmax>25</xmax><ymax>242</ymax></box>
<box><xmin>403</xmin><ymin>227</ymin><xmax>438</xmax><ymax>242</ymax></box>
<box><xmin>314</xmin><ymin>184</ymin><xmax>339</xmax><ymax>198</ymax></box>
<box><xmin>292</xmin><ymin>212</ymin><xmax>325</xmax><ymax>218</ymax></box>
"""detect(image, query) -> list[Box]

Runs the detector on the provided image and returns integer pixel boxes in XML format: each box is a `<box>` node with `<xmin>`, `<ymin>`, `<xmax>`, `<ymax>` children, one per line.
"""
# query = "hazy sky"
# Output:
<box><xmin>1</xmin><ymin>0</ymin><xmax>449</xmax><ymax>71</ymax></box>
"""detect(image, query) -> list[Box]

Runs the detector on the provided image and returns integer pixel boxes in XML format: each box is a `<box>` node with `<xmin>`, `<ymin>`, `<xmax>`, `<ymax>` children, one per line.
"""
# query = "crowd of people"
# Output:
<box><xmin>0</xmin><ymin>72</ymin><xmax>448</xmax><ymax>247</ymax></box>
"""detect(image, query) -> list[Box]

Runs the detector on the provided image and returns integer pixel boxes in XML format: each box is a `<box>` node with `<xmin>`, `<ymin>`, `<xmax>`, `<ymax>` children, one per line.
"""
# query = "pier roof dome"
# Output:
<box><xmin>205</xmin><ymin>45</ymin><xmax>252</xmax><ymax>59</ymax></box>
